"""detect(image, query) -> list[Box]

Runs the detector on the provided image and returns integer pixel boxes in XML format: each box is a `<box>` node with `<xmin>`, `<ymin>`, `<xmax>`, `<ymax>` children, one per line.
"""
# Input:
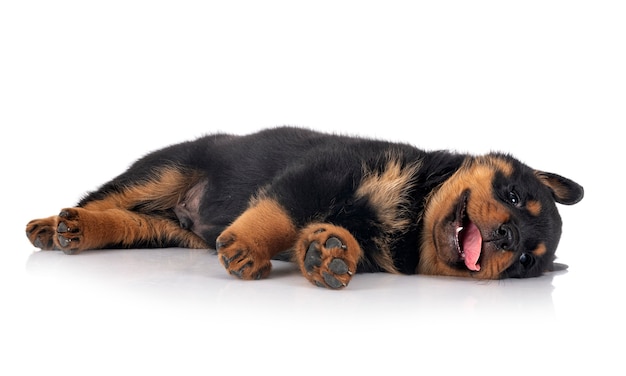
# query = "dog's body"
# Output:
<box><xmin>26</xmin><ymin>127</ymin><xmax>583</xmax><ymax>288</ymax></box>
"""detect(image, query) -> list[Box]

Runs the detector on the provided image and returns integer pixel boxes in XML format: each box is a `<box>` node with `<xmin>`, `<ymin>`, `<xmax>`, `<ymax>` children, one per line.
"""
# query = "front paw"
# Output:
<box><xmin>216</xmin><ymin>232</ymin><xmax>272</xmax><ymax>280</ymax></box>
<box><xmin>303</xmin><ymin>234</ymin><xmax>354</xmax><ymax>289</ymax></box>
<box><xmin>297</xmin><ymin>225</ymin><xmax>361</xmax><ymax>289</ymax></box>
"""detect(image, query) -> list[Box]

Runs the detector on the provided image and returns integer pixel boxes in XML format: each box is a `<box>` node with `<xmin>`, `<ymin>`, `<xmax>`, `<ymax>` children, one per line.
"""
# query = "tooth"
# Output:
<box><xmin>456</xmin><ymin>227</ymin><xmax>463</xmax><ymax>234</ymax></box>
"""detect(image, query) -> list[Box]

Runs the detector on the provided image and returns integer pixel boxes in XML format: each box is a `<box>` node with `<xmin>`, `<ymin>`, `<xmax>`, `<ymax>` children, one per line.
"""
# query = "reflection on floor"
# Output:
<box><xmin>6</xmin><ymin>247</ymin><xmax>620</xmax><ymax>375</ymax></box>
<box><xmin>25</xmin><ymin>247</ymin><xmax>559</xmax><ymax>319</ymax></box>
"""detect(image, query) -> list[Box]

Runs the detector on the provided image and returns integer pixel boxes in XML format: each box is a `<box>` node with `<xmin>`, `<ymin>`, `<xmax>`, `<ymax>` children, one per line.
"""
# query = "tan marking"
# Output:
<box><xmin>355</xmin><ymin>153</ymin><xmax>421</xmax><ymax>273</ymax></box>
<box><xmin>532</xmin><ymin>243</ymin><xmax>547</xmax><ymax>257</ymax></box>
<box><xmin>475</xmin><ymin>155</ymin><xmax>513</xmax><ymax>177</ymax></box>
<box><xmin>216</xmin><ymin>197</ymin><xmax>298</xmax><ymax>280</ymax></box>
<box><xmin>66</xmin><ymin>207</ymin><xmax>206</xmax><ymax>249</ymax></box>
<box><xmin>486</xmin><ymin>250</ymin><xmax>516</xmax><ymax>278</ymax></box>
<box><xmin>527</xmin><ymin>200</ymin><xmax>542</xmax><ymax>216</ymax></box>
<box><xmin>371</xmin><ymin>237</ymin><xmax>400</xmax><ymax>274</ymax></box>
<box><xmin>82</xmin><ymin>166</ymin><xmax>204</xmax><ymax>212</ymax></box>
<box><xmin>356</xmin><ymin>156</ymin><xmax>421</xmax><ymax>233</ymax></box>
<box><xmin>220</xmin><ymin>198</ymin><xmax>298</xmax><ymax>261</ymax></box>
<box><xmin>34</xmin><ymin>206</ymin><xmax>208</xmax><ymax>253</ymax></box>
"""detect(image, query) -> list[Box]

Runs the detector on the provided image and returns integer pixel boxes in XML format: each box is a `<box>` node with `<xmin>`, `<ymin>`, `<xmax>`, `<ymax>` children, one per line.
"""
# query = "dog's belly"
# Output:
<box><xmin>173</xmin><ymin>179</ymin><xmax>215</xmax><ymax>239</ymax></box>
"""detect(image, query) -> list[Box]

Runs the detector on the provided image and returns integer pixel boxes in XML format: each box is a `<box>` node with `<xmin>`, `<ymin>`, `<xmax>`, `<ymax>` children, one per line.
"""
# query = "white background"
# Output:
<box><xmin>1</xmin><ymin>1</ymin><xmax>624</xmax><ymax>375</ymax></box>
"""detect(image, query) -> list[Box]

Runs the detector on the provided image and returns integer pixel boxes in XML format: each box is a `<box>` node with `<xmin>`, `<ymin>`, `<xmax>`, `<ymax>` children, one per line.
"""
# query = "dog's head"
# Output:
<box><xmin>419</xmin><ymin>153</ymin><xmax>583</xmax><ymax>279</ymax></box>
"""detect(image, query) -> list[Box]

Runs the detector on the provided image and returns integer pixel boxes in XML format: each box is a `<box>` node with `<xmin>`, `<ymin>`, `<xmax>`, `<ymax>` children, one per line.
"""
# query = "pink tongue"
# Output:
<box><xmin>461</xmin><ymin>221</ymin><xmax>482</xmax><ymax>271</ymax></box>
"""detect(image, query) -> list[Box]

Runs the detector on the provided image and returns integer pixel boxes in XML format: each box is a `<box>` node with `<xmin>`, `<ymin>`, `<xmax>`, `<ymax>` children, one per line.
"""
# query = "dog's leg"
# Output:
<box><xmin>216</xmin><ymin>197</ymin><xmax>298</xmax><ymax>280</ymax></box>
<box><xmin>293</xmin><ymin>223</ymin><xmax>361</xmax><ymax>289</ymax></box>
<box><xmin>26</xmin><ymin>166</ymin><xmax>209</xmax><ymax>253</ymax></box>
<box><xmin>26</xmin><ymin>207</ymin><xmax>208</xmax><ymax>254</ymax></box>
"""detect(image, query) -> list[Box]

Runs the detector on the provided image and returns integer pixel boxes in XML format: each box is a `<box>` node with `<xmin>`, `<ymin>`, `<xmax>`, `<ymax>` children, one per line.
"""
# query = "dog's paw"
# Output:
<box><xmin>216</xmin><ymin>231</ymin><xmax>272</xmax><ymax>280</ymax></box>
<box><xmin>26</xmin><ymin>209</ymin><xmax>85</xmax><ymax>254</ymax></box>
<box><xmin>297</xmin><ymin>224</ymin><xmax>361</xmax><ymax>289</ymax></box>
<box><xmin>54</xmin><ymin>208</ymin><xmax>86</xmax><ymax>254</ymax></box>
<box><xmin>26</xmin><ymin>216</ymin><xmax>59</xmax><ymax>250</ymax></box>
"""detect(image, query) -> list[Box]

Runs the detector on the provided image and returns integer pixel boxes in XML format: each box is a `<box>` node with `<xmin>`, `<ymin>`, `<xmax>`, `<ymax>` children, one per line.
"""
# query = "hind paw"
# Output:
<box><xmin>26</xmin><ymin>216</ymin><xmax>58</xmax><ymax>250</ymax></box>
<box><xmin>25</xmin><ymin>208</ymin><xmax>85</xmax><ymax>254</ymax></box>
<box><xmin>54</xmin><ymin>209</ymin><xmax>84</xmax><ymax>254</ymax></box>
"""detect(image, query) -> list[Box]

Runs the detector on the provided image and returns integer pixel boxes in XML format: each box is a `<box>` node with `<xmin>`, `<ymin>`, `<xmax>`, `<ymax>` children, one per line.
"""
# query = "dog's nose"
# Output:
<box><xmin>494</xmin><ymin>223</ymin><xmax>518</xmax><ymax>250</ymax></box>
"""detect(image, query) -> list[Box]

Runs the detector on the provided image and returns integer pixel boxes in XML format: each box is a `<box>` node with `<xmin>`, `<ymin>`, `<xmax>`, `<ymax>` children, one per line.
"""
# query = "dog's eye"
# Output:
<box><xmin>508</xmin><ymin>191</ymin><xmax>522</xmax><ymax>207</ymax></box>
<box><xmin>519</xmin><ymin>252</ymin><xmax>532</xmax><ymax>267</ymax></box>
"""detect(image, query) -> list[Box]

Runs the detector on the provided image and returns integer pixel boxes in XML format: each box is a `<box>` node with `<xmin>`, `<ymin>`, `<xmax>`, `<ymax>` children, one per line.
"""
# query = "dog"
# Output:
<box><xmin>26</xmin><ymin>127</ymin><xmax>584</xmax><ymax>288</ymax></box>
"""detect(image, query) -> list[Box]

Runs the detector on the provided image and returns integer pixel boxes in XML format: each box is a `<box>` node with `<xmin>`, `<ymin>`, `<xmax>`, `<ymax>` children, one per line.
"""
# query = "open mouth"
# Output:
<box><xmin>454</xmin><ymin>192</ymin><xmax>483</xmax><ymax>271</ymax></box>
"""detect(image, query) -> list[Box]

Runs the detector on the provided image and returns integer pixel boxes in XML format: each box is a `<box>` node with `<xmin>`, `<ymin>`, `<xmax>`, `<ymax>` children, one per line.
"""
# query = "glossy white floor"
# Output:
<box><xmin>2</xmin><ymin>1</ymin><xmax>624</xmax><ymax>375</ymax></box>
<box><xmin>5</xmin><ymin>217</ymin><xmax>624</xmax><ymax>375</ymax></box>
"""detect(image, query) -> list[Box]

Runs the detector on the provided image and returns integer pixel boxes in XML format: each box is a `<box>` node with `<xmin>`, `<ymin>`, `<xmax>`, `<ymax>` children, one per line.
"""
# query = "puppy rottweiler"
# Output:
<box><xmin>26</xmin><ymin>127</ymin><xmax>584</xmax><ymax>288</ymax></box>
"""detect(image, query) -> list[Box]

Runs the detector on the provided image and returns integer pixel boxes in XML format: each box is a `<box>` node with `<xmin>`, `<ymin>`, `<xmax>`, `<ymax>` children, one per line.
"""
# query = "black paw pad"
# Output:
<box><xmin>325</xmin><ymin>236</ymin><xmax>345</xmax><ymax>249</ymax></box>
<box><xmin>57</xmin><ymin>234</ymin><xmax>71</xmax><ymax>248</ymax></box>
<box><xmin>323</xmin><ymin>272</ymin><xmax>345</xmax><ymax>289</ymax></box>
<box><xmin>34</xmin><ymin>236</ymin><xmax>53</xmax><ymax>249</ymax></box>
<box><xmin>328</xmin><ymin>258</ymin><xmax>349</xmax><ymax>275</ymax></box>
<box><xmin>59</xmin><ymin>221</ymin><xmax>80</xmax><ymax>234</ymax></box>
<box><xmin>33</xmin><ymin>237</ymin><xmax>43</xmax><ymax>249</ymax></box>
<box><xmin>304</xmin><ymin>242</ymin><xmax>322</xmax><ymax>273</ymax></box>
<box><xmin>57</xmin><ymin>222</ymin><xmax>69</xmax><ymax>233</ymax></box>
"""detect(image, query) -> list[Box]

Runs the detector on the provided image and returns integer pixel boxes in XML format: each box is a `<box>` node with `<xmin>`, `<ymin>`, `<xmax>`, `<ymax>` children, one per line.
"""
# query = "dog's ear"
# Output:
<box><xmin>546</xmin><ymin>262</ymin><xmax>569</xmax><ymax>272</ymax></box>
<box><xmin>534</xmin><ymin>171</ymin><xmax>584</xmax><ymax>205</ymax></box>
